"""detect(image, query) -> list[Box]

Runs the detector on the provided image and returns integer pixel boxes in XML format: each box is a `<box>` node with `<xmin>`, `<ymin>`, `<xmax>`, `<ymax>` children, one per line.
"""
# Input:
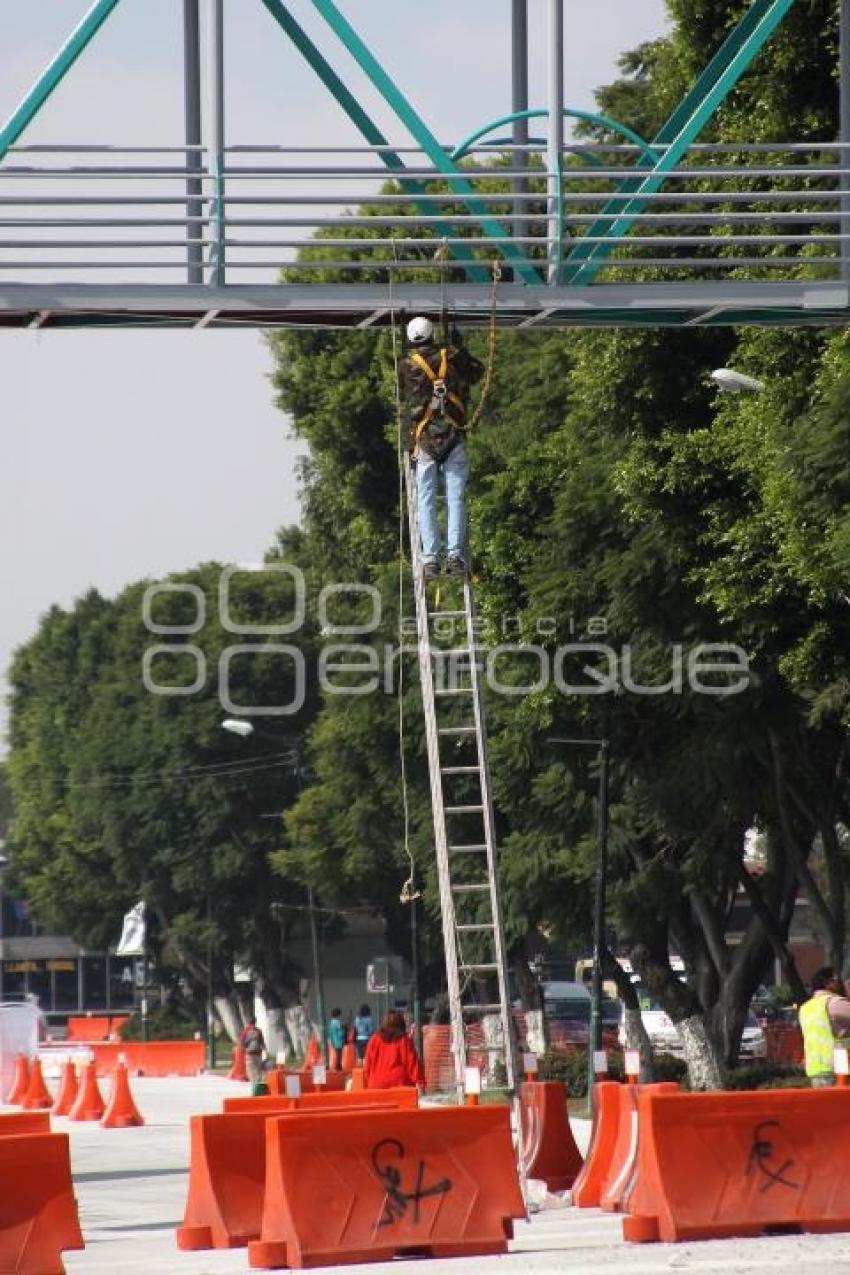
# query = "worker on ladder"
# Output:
<box><xmin>398</xmin><ymin>316</ymin><xmax>483</xmax><ymax>581</ymax></box>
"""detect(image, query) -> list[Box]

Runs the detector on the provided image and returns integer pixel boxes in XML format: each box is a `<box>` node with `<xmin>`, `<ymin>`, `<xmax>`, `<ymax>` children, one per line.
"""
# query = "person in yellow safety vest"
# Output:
<box><xmin>398</xmin><ymin>316</ymin><xmax>483</xmax><ymax>582</ymax></box>
<box><xmin>798</xmin><ymin>965</ymin><xmax>850</xmax><ymax>1086</ymax></box>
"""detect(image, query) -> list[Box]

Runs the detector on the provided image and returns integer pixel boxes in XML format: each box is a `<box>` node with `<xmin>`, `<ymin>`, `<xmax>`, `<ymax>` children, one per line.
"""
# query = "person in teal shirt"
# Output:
<box><xmin>354</xmin><ymin>1003</ymin><xmax>375</xmax><ymax>1061</ymax></box>
<box><xmin>327</xmin><ymin>1008</ymin><xmax>346</xmax><ymax>1070</ymax></box>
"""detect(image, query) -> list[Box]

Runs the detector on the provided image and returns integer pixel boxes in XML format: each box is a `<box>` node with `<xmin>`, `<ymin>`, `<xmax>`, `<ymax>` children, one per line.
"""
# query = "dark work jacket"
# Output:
<box><xmin>397</xmin><ymin>340</ymin><xmax>484</xmax><ymax>460</ymax></box>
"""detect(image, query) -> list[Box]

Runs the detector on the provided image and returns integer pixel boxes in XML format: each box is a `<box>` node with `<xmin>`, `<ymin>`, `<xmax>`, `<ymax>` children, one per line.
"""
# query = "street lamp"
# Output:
<box><xmin>220</xmin><ymin>719</ymin><xmax>328</xmax><ymax>1064</ymax></box>
<box><xmin>548</xmin><ymin>736</ymin><xmax>610</xmax><ymax>1104</ymax></box>
<box><xmin>711</xmin><ymin>367</ymin><xmax>765</xmax><ymax>393</ymax></box>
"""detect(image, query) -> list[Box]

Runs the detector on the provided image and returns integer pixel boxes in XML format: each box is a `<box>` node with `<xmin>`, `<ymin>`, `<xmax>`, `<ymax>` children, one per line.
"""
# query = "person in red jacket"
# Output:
<box><xmin>363</xmin><ymin>1010</ymin><xmax>424</xmax><ymax>1090</ymax></box>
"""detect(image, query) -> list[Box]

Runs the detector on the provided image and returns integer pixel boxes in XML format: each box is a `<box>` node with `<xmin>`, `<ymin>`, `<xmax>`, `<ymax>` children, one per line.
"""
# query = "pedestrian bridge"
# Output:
<box><xmin>0</xmin><ymin>0</ymin><xmax>848</xmax><ymax>330</ymax></box>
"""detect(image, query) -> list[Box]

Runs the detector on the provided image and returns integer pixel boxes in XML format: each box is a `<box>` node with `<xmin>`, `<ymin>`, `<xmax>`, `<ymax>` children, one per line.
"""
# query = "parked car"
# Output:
<box><xmin>618</xmin><ymin>996</ymin><xmax>766</xmax><ymax>1061</ymax></box>
<box><xmin>542</xmin><ymin>981</ymin><xmax>621</xmax><ymax>1048</ymax></box>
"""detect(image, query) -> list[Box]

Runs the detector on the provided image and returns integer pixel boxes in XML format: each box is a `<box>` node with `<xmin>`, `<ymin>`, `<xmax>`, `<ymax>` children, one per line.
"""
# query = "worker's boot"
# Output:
<box><xmin>423</xmin><ymin>560</ymin><xmax>440</xmax><ymax>582</ymax></box>
<box><xmin>446</xmin><ymin>556</ymin><xmax>468</xmax><ymax>579</ymax></box>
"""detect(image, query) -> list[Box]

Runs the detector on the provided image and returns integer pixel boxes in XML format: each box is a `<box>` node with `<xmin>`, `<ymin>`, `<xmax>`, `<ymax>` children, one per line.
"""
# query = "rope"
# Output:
<box><xmin>388</xmin><ymin>240</ymin><xmax>418</xmax><ymax>907</ymax></box>
<box><xmin>466</xmin><ymin>259</ymin><xmax>501</xmax><ymax>434</ymax></box>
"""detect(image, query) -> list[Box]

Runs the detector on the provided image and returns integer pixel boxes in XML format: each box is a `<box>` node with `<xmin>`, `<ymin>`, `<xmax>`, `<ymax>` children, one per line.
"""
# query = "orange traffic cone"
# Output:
<box><xmin>101</xmin><ymin>1059</ymin><xmax>144</xmax><ymax>1128</ymax></box>
<box><xmin>340</xmin><ymin>1042</ymin><xmax>356</xmax><ymax>1072</ymax></box>
<box><xmin>227</xmin><ymin>1045</ymin><xmax>247</xmax><ymax>1081</ymax></box>
<box><xmin>68</xmin><ymin>1059</ymin><xmax>106</xmax><ymax>1121</ymax></box>
<box><xmin>22</xmin><ymin>1058</ymin><xmax>53</xmax><ymax>1110</ymax></box>
<box><xmin>7</xmin><ymin>1053</ymin><xmax>30</xmax><ymax>1104</ymax></box>
<box><xmin>52</xmin><ymin>1060</ymin><xmax>79</xmax><ymax>1116</ymax></box>
<box><xmin>304</xmin><ymin>1035</ymin><xmax>320</xmax><ymax>1068</ymax></box>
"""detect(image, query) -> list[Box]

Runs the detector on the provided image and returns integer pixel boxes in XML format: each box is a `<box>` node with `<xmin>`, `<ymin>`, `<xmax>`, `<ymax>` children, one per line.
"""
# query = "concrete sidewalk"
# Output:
<box><xmin>4</xmin><ymin>1076</ymin><xmax>850</xmax><ymax>1273</ymax></box>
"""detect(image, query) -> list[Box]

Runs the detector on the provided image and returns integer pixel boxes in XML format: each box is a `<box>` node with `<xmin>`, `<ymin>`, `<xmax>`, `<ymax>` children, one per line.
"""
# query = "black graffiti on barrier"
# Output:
<box><xmin>371</xmin><ymin>1137</ymin><xmax>453</xmax><ymax>1227</ymax></box>
<box><xmin>745</xmin><ymin>1119</ymin><xmax>799</xmax><ymax>1194</ymax></box>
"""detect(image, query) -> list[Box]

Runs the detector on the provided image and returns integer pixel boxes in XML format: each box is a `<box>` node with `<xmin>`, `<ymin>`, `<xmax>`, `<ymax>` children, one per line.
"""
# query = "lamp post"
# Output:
<box><xmin>548</xmin><ymin>736</ymin><xmax>610</xmax><ymax>1103</ymax></box>
<box><xmin>221</xmin><ymin>718</ymin><xmax>328</xmax><ymax>1064</ymax></box>
<box><xmin>0</xmin><ymin>844</ymin><xmax>7</xmax><ymax>1005</ymax></box>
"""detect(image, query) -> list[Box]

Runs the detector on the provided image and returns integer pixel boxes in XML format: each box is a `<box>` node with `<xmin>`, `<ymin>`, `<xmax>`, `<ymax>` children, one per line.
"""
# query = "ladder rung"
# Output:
<box><xmin>462</xmin><ymin>1003</ymin><xmax>502</xmax><ymax>1013</ymax></box>
<box><xmin>451</xmin><ymin>883</ymin><xmax>490</xmax><ymax>894</ymax></box>
<box><xmin>449</xmin><ymin>844</ymin><xmax>488</xmax><ymax>853</ymax></box>
<box><xmin>441</xmin><ymin>765</ymin><xmax>480</xmax><ymax>775</ymax></box>
<box><xmin>433</xmin><ymin>648</ymin><xmax>482</xmax><ymax>658</ymax></box>
<box><xmin>445</xmin><ymin>805</ymin><xmax>484</xmax><ymax>815</ymax></box>
<box><xmin>429</xmin><ymin>610</ymin><xmax>465</xmax><ymax>619</ymax></box>
<box><xmin>460</xmin><ymin>962</ymin><xmax>499</xmax><ymax>972</ymax></box>
<box><xmin>438</xmin><ymin>726</ymin><xmax>476</xmax><ymax>736</ymax></box>
<box><xmin>434</xmin><ymin>687</ymin><xmax>473</xmax><ymax>697</ymax></box>
<box><xmin>456</xmin><ymin>923</ymin><xmax>495</xmax><ymax>933</ymax></box>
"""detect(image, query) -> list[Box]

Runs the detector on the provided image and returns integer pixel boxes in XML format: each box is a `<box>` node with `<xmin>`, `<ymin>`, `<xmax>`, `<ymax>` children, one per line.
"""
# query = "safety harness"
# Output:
<box><xmin>409</xmin><ymin>347</ymin><xmax>467</xmax><ymax>445</ymax></box>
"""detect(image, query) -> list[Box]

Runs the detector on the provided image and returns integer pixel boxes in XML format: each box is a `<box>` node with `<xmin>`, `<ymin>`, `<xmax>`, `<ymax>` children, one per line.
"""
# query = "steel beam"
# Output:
<box><xmin>512</xmin><ymin>0</ymin><xmax>529</xmax><ymax>243</ymax></box>
<box><xmin>308</xmin><ymin>0</ymin><xmax>540</xmax><ymax>284</ymax></box>
<box><xmin>0</xmin><ymin>0</ymin><xmax>124</xmax><ymax>164</ymax></box>
<box><xmin>548</xmin><ymin>0</ymin><xmax>564</xmax><ymax>284</ymax></box>
<box><xmin>208</xmin><ymin>0</ymin><xmax>226</xmax><ymax>285</ymax></box>
<box><xmin>565</xmin><ymin>0</ymin><xmax>799</xmax><ymax>284</ymax></box>
<box><xmin>257</xmin><ymin>0</ymin><xmax>487</xmax><ymax>283</ymax></box>
<box><xmin>0</xmin><ymin>279</ymin><xmax>845</xmax><ymax>330</ymax></box>
<box><xmin>841</xmin><ymin>0</ymin><xmax>850</xmax><ymax>283</ymax></box>
<box><xmin>183</xmin><ymin>0</ymin><xmax>204</xmax><ymax>285</ymax></box>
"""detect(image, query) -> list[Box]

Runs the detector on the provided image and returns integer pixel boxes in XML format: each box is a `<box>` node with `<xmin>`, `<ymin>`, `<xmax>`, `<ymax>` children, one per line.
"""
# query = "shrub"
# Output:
<box><xmin>724</xmin><ymin>1062</ymin><xmax>806</xmax><ymax>1090</ymax></box>
<box><xmin>118</xmin><ymin>1005</ymin><xmax>200</xmax><ymax>1041</ymax></box>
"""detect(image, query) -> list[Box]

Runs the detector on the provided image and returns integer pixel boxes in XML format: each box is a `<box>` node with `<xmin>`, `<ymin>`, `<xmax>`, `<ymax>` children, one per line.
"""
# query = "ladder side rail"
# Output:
<box><xmin>462</xmin><ymin>577</ymin><xmax>519</xmax><ymax>1094</ymax></box>
<box><xmin>403</xmin><ymin>453</ymin><xmax>467</xmax><ymax>1097</ymax></box>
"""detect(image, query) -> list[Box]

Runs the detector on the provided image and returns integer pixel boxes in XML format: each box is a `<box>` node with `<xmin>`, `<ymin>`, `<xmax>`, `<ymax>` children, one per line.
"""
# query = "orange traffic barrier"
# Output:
<box><xmin>7</xmin><ymin>1053</ymin><xmax>30</xmax><ymax>1105</ymax></box>
<box><xmin>340</xmin><ymin>1042</ymin><xmax>356</xmax><ymax>1072</ymax></box>
<box><xmin>52</xmin><ymin>1060</ymin><xmax>79</xmax><ymax>1117</ymax></box>
<box><xmin>0</xmin><ymin>1131</ymin><xmax>84</xmax><ymax>1273</ymax></box>
<box><xmin>0</xmin><ymin>1111</ymin><xmax>51</xmax><ymax>1136</ymax></box>
<box><xmin>68</xmin><ymin>1060</ymin><xmax>106</xmax><ymax>1122</ymax></box>
<box><xmin>22</xmin><ymin>1058</ymin><xmax>54</xmax><ymax>1111</ymax></box>
<box><xmin>600</xmin><ymin>1081</ymin><xmax>679</xmax><ymax>1212</ymax></box>
<box><xmin>228</xmin><ymin>1045</ymin><xmax>248</xmax><ymax>1081</ymax></box>
<box><xmin>223</xmin><ymin>1087</ymin><xmax>419</xmax><ymax>1115</ymax></box>
<box><xmin>520</xmin><ymin>1080</ymin><xmax>583</xmax><ymax>1192</ymax></box>
<box><xmin>65</xmin><ymin>1015</ymin><xmax>111</xmax><ymax>1042</ymax></box>
<box><xmin>248</xmin><ymin>1105</ymin><xmax>526</xmax><ymax>1268</ymax></box>
<box><xmin>101</xmin><ymin>1060</ymin><xmax>145</xmax><ymax>1128</ymax></box>
<box><xmin>108</xmin><ymin>1015</ymin><xmax>130</xmax><ymax>1040</ymax></box>
<box><xmin>180</xmin><ymin>1093</ymin><xmax>426</xmax><ymax>1252</ymax></box>
<box><xmin>622</xmin><ymin>1086</ymin><xmax>850</xmax><ymax>1243</ymax></box>
<box><xmin>570</xmin><ymin>1080</ymin><xmax>622</xmax><ymax>1207</ymax></box>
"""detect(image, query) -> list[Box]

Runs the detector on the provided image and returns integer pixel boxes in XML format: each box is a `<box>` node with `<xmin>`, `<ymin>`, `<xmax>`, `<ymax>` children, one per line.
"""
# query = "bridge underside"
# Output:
<box><xmin>3</xmin><ymin>280</ymin><xmax>849</xmax><ymax>331</ymax></box>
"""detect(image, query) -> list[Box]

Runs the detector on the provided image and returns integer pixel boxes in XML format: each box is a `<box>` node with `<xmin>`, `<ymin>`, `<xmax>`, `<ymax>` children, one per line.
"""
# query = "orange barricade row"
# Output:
<box><xmin>0</xmin><ymin>1131</ymin><xmax>84</xmax><ymax>1274</ymax></box>
<box><xmin>0</xmin><ymin>1110</ymin><xmax>51</xmax><ymax>1136</ymax></box>
<box><xmin>65</xmin><ymin>1016</ymin><xmax>111</xmax><ymax>1042</ymax></box>
<box><xmin>248</xmin><ymin>1105</ymin><xmax>526</xmax><ymax>1269</ymax></box>
<box><xmin>41</xmin><ymin>1039</ymin><xmax>206</xmax><ymax>1078</ymax></box>
<box><xmin>570</xmin><ymin>1080</ymin><xmax>622</xmax><ymax>1208</ymax></box>
<box><xmin>600</xmin><ymin>1081</ymin><xmax>680</xmax><ymax>1213</ymax></box>
<box><xmin>623</xmin><ymin>1086</ymin><xmax>850</xmax><ymax>1244</ymax></box>
<box><xmin>520</xmin><ymin>1080</ymin><xmax>583</xmax><ymax>1192</ymax></box>
<box><xmin>222</xmin><ymin>1087</ymin><xmax>419</xmax><ymax>1116</ymax></box>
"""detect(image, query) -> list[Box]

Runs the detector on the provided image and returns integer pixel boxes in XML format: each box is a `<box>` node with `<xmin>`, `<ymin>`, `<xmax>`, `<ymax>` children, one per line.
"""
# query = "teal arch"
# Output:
<box><xmin>450</xmin><ymin>108</ymin><xmax>659</xmax><ymax>165</ymax></box>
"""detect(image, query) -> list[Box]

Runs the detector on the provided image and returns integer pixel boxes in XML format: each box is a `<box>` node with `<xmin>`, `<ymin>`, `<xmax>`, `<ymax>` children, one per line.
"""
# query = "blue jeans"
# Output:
<box><xmin>416</xmin><ymin>441</ymin><xmax>469</xmax><ymax>566</ymax></box>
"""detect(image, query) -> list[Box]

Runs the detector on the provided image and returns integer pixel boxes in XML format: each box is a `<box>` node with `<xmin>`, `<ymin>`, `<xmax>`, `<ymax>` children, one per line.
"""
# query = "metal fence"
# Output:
<box><xmin>1</xmin><ymin>140</ymin><xmax>848</xmax><ymax>287</ymax></box>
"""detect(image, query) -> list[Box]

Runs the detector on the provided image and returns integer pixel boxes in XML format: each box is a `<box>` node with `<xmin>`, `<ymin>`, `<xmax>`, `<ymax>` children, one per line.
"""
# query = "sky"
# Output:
<box><xmin>0</xmin><ymin>0</ymin><xmax>670</xmax><ymax>745</ymax></box>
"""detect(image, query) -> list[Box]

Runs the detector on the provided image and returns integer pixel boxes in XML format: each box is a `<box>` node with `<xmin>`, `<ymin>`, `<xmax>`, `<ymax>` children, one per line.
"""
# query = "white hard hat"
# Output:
<box><xmin>406</xmin><ymin>316</ymin><xmax>434</xmax><ymax>345</ymax></box>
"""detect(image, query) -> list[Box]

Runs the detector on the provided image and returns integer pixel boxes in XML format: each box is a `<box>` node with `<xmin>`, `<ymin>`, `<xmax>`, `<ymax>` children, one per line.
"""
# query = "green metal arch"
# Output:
<box><xmin>450</xmin><ymin>108</ymin><xmax>659</xmax><ymax>164</ymax></box>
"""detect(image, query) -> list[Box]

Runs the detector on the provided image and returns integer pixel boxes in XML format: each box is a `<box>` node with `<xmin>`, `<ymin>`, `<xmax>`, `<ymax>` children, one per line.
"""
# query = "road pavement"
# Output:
<box><xmin>3</xmin><ymin>1075</ymin><xmax>850</xmax><ymax>1274</ymax></box>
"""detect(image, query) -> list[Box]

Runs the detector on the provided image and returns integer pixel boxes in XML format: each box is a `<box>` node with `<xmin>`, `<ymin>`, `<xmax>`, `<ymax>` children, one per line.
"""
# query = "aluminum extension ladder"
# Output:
<box><xmin>404</xmin><ymin>453</ymin><xmax>518</xmax><ymax>1101</ymax></box>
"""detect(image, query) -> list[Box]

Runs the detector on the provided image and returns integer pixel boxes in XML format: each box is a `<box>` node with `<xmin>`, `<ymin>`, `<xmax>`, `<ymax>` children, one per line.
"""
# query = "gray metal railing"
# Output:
<box><xmin>0</xmin><ymin>140</ymin><xmax>847</xmax><ymax>285</ymax></box>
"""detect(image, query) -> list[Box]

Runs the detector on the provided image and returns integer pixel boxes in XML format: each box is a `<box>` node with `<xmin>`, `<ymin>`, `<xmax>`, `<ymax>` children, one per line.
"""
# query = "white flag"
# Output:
<box><xmin>116</xmin><ymin>901</ymin><xmax>146</xmax><ymax>956</ymax></box>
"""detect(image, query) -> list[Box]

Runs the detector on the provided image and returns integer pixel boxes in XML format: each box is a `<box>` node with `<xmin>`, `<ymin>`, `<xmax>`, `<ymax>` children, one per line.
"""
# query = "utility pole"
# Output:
<box><xmin>182</xmin><ymin>0</ymin><xmax>204</xmax><ymax>284</ymax></box>
<box><xmin>307</xmin><ymin>886</ymin><xmax>328</xmax><ymax>1063</ymax></box>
